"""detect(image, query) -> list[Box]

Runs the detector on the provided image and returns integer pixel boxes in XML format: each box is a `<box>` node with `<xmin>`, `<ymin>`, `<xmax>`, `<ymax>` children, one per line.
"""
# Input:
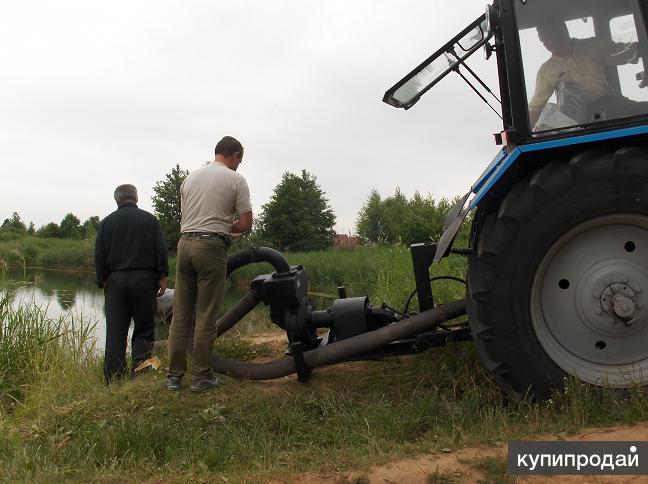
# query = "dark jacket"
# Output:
<box><xmin>94</xmin><ymin>203</ymin><xmax>169</xmax><ymax>288</ymax></box>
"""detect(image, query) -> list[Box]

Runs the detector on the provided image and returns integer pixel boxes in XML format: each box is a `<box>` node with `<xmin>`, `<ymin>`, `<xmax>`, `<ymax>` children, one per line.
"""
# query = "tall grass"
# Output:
<box><xmin>225</xmin><ymin>245</ymin><xmax>468</xmax><ymax>312</ymax></box>
<box><xmin>0</xmin><ymin>285</ymin><xmax>98</xmax><ymax>411</ymax></box>
<box><xmin>0</xmin><ymin>235</ymin><xmax>94</xmax><ymax>271</ymax></box>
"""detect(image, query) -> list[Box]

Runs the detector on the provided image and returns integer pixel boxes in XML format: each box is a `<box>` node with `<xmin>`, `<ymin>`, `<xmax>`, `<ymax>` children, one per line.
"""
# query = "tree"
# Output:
<box><xmin>355</xmin><ymin>189</ymin><xmax>454</xmax><ymax>245</ymax></box>
<box><xmin>37</xmin><ymin>222</ymin><xmax>61</xmax><ymax>238</ymax></box>
<box><xmin>402</xmin><ymin>192</ymin><xmax>451</xmax><ymax>244</ymax></box>
<box><xmin>81</xmin><ymin>216</ymin><xmax>100</xmax><ymax>239</ymax></box>
<box><xmin>380</xmin><ymin>187</ymin><xmax>409</xmax><ymax>244</ymax></box>
<box><xmin>1</xmin><ymin>212</ymin><xmax>26</xmax><ymax>232</ymax></box>
<box><xmin>355</xmin><ymin>189</ymin><xmax>385</xmax><ymax>243</ymax></box>
<box><xmin>257</xmin><ymin>170</ymin><xmax>336</xmax><ymax>252</ymax></box>
<box><xmin>152</xmin><ymin>164</ymin><xmax>189</xmax><ymax>252</ymax></box>
<box><xmin>59</xmin><ymin>213</ymin><xmax>82</xmax><ymax>239</ymax></box>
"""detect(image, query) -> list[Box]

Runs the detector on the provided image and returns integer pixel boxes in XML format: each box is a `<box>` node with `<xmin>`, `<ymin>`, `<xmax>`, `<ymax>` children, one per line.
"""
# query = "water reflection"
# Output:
<box><xmin>5</xmin><ymin>269</ymin><xmax>106</xmax><ymax>348</ymax></box>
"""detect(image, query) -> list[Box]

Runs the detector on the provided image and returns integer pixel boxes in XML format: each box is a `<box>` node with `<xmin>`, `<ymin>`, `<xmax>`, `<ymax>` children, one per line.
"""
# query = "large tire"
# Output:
<box><xmin>467</xmin><ymin>147</ymin><xmax>648</xmax><ymax>399</ymax></box>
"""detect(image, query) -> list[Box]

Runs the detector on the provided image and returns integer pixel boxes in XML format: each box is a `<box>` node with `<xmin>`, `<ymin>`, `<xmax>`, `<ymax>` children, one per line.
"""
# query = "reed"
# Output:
<box><xmin>0</xmin><ymin>235</ymin><xmax>94</xmax><ymax>271</ymax></box>
<box><xmin>0</xmin><ymin>285</ymin><xmax>98</xmax><ymax>411</ymax></box>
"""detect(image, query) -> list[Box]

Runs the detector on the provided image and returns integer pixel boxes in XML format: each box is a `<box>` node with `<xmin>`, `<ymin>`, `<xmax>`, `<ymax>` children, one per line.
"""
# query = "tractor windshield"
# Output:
<box><xmin>383</xmin><ymin>15</ymin><xmax>492</xmax><ymax>110</ymax></box>
<box><xmin>515</xmin><ymin>0</ymin><xmax>648</xmax><ymax>133</ymax></box>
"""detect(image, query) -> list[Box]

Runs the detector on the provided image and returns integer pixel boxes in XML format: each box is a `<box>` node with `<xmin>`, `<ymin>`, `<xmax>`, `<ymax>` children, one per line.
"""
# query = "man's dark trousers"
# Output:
<box><xmin>103</xmin><ymin>270</ymin><xmax>158</xmax><ymax>383</ymax></box>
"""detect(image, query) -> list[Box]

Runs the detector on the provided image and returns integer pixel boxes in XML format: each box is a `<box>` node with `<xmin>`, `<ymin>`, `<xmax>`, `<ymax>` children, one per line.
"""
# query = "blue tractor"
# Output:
<box><xmin>384</xmin><ymin>0</ymin><xmax>648</xmax><ymax>398</ymax></box>
<box><xmin>213</xmin><ymin>0</ymin><xmax>648</xmax><ymax>400</ymax></box>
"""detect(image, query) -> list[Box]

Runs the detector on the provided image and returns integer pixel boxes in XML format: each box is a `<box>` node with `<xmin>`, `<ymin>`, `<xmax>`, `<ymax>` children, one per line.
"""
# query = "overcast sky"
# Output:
<box><xmin>1</xmin><ymin>0</ymin><xmax>503</xmax><ymax>234</ymax></box>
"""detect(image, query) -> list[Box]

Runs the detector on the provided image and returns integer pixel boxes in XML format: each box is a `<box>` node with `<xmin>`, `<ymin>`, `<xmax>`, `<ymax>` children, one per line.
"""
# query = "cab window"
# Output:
<box><xmin>515</xmin><ymin>0</ymin><xmax>648</xmax><ymax>134</ymax></box>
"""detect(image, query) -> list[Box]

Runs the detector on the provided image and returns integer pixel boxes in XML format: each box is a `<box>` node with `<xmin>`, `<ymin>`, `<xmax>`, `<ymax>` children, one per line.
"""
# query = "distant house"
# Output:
<box><xmin>332</xmin><ymin>233</ymin><xmax>363</xmax><ymax>249</ymax></box>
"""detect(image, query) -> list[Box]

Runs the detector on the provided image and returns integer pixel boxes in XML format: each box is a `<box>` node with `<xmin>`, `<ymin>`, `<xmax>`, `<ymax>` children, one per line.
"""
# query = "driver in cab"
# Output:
<box><xmin>529</xmin><ymin>19</ymin><xmax>645</xmax><ymax>129</ymax></box>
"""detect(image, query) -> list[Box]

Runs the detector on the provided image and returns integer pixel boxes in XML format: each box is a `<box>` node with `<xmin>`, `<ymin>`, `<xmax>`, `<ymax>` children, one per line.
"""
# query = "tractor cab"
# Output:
<box><xmin>384</xmin><ymin>0</ymin><xmax>648</xmax><ymax>146</ymax></box>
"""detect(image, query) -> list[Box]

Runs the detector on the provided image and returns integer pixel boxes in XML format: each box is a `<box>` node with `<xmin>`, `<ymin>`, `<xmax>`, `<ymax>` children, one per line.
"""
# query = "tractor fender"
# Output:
<box><xmin>434</xmin><ymin>147</ymin><xmax>514</xmax><ymax>263</ymax></box>
<box><xmin>433</xmin><ymin>124</ymin><xmax>648</xmax><ymax>262</ymax></box>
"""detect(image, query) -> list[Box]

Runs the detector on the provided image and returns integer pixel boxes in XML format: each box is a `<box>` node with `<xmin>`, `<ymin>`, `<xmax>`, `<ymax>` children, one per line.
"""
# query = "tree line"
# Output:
<box><xmin>355</xmin><ymin>188</ymin><xmax>458</xmax><ymax>246</ymax></box>
<box><xmin>151</xmin><ymin>164</ymin><xmax>458</xmax><ymax>251</ymax></box>
<box><xmin>1</xmin><ymin>212</ymin><xmax>99</xmax><ymax>240</ymax></box>
<box><xmin>2</xmin><ymin>164</ymin><xmax>460</xmax><ymax>252</ymax></box>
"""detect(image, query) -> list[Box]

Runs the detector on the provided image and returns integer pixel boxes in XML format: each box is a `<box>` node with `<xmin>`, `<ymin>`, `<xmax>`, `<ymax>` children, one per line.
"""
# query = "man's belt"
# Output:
<box><xmin>181</xmin><ymin>232</ymin><xmax>231</xmax><ymax>247</ymax></box>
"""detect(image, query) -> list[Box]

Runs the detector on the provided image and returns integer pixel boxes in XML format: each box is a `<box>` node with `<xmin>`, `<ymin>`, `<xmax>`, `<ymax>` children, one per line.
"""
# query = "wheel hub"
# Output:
<box><xmin>596</xmin><ymin>281</ymin><xmax>639</xmax><ymax>324</ymax></box>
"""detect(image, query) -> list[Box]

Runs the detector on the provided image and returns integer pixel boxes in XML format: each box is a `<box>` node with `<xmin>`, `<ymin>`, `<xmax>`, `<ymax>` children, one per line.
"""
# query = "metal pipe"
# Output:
<box><xmin>211</xmin><ymin>299</ymin><xmax>467</xmax><ymax>380</ymax></box>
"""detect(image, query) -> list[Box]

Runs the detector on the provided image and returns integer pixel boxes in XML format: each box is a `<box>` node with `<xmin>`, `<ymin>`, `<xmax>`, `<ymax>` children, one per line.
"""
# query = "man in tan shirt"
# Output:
<box><xmin>165</xmin><ymin>136</ymin><xmax>253</xmax><ymax>392</ymax></box>
<box><xmin>529</xmin><ymin>20</ymin><xmax>643</xmax><ymax>128</ymax></box>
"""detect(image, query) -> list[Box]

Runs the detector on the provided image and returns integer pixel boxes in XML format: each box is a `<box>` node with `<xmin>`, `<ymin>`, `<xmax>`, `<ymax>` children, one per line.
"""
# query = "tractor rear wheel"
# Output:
<box><xmin>467</xmin><ymin>147</ymin><xmax>648</xmax><ymax>399</ymax></box>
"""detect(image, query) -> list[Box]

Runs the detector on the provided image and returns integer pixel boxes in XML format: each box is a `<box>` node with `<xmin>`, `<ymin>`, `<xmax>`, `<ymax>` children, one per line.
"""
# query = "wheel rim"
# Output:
<box><xmin>531</xmin><ymin>214</ymin><xmax>648</xmax><ymax>387</ymax></box>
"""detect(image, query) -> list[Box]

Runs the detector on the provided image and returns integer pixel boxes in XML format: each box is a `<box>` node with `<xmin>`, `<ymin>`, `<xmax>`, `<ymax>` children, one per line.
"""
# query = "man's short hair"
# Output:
<box><xmin>215</xmin><ymin>136</ymin><xmax>244</xmax><ymax>157</ymax></box>
<box><xmin>537</xmin><ymin>19</ymin><xmax>569</xmax><ymax>36</ymax></box>
<box><xmin>114</xmin><ymin>184</ymin><xmax>138</xmax><ymax>205</ymax></box>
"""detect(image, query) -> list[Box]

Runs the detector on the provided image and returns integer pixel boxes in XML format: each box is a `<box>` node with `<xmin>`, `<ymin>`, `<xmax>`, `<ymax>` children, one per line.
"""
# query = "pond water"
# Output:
<box><xmin>2</xmin><ymin>269</ymin><xmax>334</xmax><ymax>351</ymax></box>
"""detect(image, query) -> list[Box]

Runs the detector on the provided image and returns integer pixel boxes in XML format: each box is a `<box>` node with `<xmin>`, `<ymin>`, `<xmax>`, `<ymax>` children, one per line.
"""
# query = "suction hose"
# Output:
<box><xmin>215</xmin><ymin>246</ymin><xmax>288</xmax><ymax>337</ymax></box>
<box><xmin>211</xmin><ymin>298</ymin><xmax>467</xmax><ymax>380</ymax></box>
<box><xmin>227</xmin><ymin>247</ymin><xmax>291</xmax><ymax>277</ymax></box>
<box><xmin>216</xmin><ymin>289</ymin><xmax>262</xmax><ymax>338</ymax></box>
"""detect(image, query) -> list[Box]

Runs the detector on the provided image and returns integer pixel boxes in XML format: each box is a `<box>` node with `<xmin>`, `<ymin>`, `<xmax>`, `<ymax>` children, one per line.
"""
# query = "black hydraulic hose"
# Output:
<box><xmin>211</xmin><ymin>298</ymin><xmax>467</xmax><ymax>380</ymax></box>
<box><xmin>226</xmin><ymin>247</ymin><xmax>291</xmax><ymax>277</ymax></box>
<box><xmin>216</xmin><ymin>289</ymin><xmax>262</xmax><ymax>338</ymax></box>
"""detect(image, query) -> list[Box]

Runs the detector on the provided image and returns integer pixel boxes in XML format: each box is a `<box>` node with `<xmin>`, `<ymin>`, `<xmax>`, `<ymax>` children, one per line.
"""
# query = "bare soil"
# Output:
<box><xmin>298</xmin><ymin>422</ymin><xmax>648</xmax><ymax>483</ymax></box>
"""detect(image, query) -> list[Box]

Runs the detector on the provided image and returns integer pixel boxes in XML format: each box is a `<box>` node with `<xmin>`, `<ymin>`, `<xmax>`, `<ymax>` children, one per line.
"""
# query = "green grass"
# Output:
<box><xmin>1</xmin><ymin>319</ymin><xmax>647</xmax><ymax>482</ymax></box>
<box><xmin>1</xmin><ymin>245</ymin><xmax>648</xmax><ymax>481</ymax></box>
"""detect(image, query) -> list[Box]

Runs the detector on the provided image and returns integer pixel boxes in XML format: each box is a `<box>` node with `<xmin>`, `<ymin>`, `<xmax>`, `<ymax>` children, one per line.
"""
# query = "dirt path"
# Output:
<box><xmin>301</xmin><ymin>422</ymin><xmax>648</xmax><ymax>483</ymax></box>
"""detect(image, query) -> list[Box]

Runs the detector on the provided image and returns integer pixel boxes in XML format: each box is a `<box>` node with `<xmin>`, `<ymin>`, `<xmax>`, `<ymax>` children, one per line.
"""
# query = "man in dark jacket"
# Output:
<box><xmin>95</xmin><ymin>184</ymin><xmax>169</xmax><ymax>383</ymax></box>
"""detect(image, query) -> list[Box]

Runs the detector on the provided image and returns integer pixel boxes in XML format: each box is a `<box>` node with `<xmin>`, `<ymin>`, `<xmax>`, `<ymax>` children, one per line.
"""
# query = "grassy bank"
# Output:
<box><xmin>0</xmin><ymin>233</ymin><xmax>94</xmax><ymax>272</ymax></box>
<box><xmin>2</xmin><ymin>273</ymin><xmax>648</xmax><ymax>481</ymax></box>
